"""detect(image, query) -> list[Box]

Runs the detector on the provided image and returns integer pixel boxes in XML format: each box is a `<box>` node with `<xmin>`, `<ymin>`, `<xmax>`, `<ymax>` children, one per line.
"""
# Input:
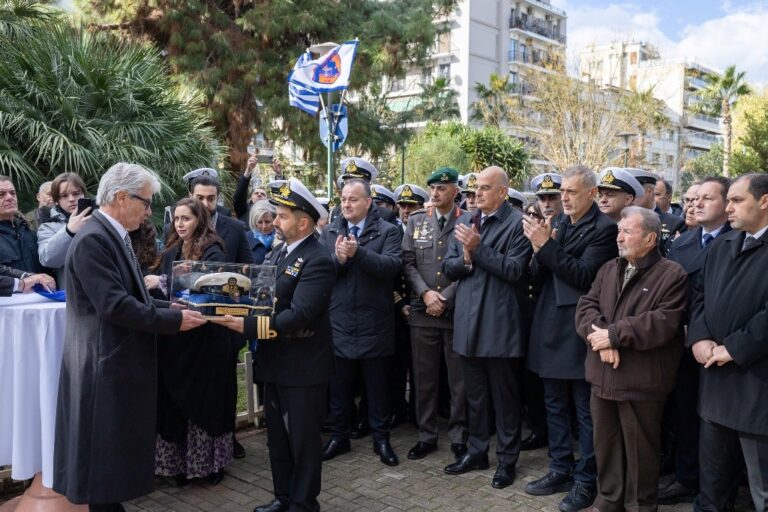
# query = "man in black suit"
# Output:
<box><xmin>688</xmin><ymin>174</ymin><xmax>768</xmax><ymax>512</ymax></box>
<box><xmin>522</xmin><ymin>165</ymin><xmax>618</xmax><ymax>510</ymax></box>
<box><xmin>215</xmin><ymin>178</ymin><xmax>335</xmax><ymax>512</ymax></box>
<box><xmin>53</xmin><ymin>163</ymin><xmax>206</xmax><ymax>512</ymax></box>
<box><xmin>662</xmin><ymin>176</ymin><xmax>731</xmax><ymax>504</ymax></box>
<box><xmin>655</xmin><ymin>179</ymin><xmax>684</xmax><ymax>217</ymax></box>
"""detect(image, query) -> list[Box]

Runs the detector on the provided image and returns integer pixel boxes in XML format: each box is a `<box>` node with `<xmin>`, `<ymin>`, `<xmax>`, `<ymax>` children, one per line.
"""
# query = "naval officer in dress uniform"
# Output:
<box><xmin>214</xmin><ymin>178</ymin><xmax>335</xmax><ymax>512</ymax></box>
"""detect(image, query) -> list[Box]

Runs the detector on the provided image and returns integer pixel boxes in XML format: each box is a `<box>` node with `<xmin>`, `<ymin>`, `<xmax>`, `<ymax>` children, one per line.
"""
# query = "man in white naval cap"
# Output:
<box><xmin>596</xmin><ymin>167</ymin><xmax>645</xmax><ymax>222</ymax></box>
<box><xmin>460</xmin><ymin>173</ymin><xmax>479</xmax><ymax>214</ymax></box>
<box><xmin>531</xmin><ymin>172</ymin><xmax>564</xmax><ymax>220</ymax></box>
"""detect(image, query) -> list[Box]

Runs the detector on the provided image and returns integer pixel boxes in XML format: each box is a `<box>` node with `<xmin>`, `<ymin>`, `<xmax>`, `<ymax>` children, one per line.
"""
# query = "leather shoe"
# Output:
<box><xmin>208</xmin><ymin>469</ymin><xmax>224</xmax><ymax>485</ymax></box>
<box><xmin>525</xmin><ymin>470</ymin><xmax>573</xmax><ymax>496</ymax></box>
<box><xmin>491</xmin><ymin>463</ymin><xmax>516</xmax><ymax>489</ymax></box>
<box><xmin>373</xmin><ymin>439</ymin><xmax>399</xmax><ymax>466</ymax></box>
<box><xmin>520</xmin><ymin>432</ymin><xmax>548</xmax><ymax>451</ymax></box>
<box><xmin>233</xmin><ymin>438</ymin><xmax>246</xmax><ymax>459</ymax></box>
<box><xmin>444</xmin><ymin>452</ymin><xmax>489</xmax><ymax>475</ymax></box>
<box><xmin>450</xmin><ymin>443</ymin><xmax>468</xmax><ymax>459</ymax></box>
<box><xmin>407</xmin><ymin>442</ymin><xmax>437</xmax><ymax>460</ymax></box>
<box><xmin>350</xmin><ymin>420</ymin><xmax>369</xmax><ymax>440</ymax></box>
<box><xmin>657</xmin><ymin>480</ymin><xmax>697</xmax><ymax>504</ymax></box>
<box><xmin>253</xmin><ymin>498</ymin><xmax>289</xmax><ymax>512</ymax></box>
<box><xmin>559</xmin><ymin>481</ymin><xmax>596</xmax><ymax>512</ymax></box>
<box><xmin>321</xmin><ymin>438</ymin><xmax>351</xmax><ymax>461</ymax></box>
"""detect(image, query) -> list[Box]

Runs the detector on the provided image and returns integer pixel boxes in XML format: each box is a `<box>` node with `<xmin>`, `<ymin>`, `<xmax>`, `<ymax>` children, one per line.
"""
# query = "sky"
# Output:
<box><xmin>549</xmin><ymin>0</ymin><xmax>768</xmax><ymax>86</ymax></box>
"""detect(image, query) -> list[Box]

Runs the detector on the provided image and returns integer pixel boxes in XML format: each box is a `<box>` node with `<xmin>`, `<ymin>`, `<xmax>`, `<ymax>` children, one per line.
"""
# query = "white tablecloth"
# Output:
<box><xmin>0</xmin><ymin>294</ymin><xmax>66</xmax><ymax>488</ymax></box>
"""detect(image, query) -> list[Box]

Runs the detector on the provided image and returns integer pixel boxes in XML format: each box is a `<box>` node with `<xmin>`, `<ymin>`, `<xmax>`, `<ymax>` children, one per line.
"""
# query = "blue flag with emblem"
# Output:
<box><xmin>287</xmin><ymin>40</ymin><xmax>359</xmax><ymax>115</ymax></box>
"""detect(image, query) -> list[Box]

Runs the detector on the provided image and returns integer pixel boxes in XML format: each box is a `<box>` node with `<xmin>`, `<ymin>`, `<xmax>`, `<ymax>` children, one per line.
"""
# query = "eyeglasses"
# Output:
<box><xmin>129</xmin><ymin>193</ymin><xmax>152</xmax><ymax>211</ymax></box>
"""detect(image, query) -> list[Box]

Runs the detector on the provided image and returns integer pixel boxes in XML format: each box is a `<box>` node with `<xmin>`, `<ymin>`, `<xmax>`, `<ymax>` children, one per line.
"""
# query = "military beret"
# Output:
<box><xmin>426</xmin><ymin>167</ymin><xmax>459</xmax><ymax>186</ymax></box>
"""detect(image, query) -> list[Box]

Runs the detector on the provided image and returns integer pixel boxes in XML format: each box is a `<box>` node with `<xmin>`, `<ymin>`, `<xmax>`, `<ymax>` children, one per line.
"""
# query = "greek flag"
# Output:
<box><xmin>288</xmin><ymin>40</ymin><xmax>359</xmax><ymax>115</ymax></box>
<box><xmin>288</xmin><ymin>52</ymin><xmax>321</xmax><ymax>115</ymax></box>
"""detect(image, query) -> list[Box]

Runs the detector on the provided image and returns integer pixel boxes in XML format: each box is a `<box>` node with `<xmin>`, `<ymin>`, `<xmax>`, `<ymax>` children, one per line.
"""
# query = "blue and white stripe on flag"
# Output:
<box><xmin>288</xmin><ymin>51</ymin><xmax>321</xmax><ymax>115</ymax></box>
<box><xmin>287</xmin><ymin>40</ymin><xmax>359</xmax><ymax>106</ymax></box>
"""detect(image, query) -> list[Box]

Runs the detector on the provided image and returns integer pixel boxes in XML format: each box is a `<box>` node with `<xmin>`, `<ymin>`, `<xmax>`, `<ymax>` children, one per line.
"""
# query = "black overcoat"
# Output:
<box><xmin>443</xmin><ymin>202</ymin><xmax>532</xmax><ymax>358</ymax></box>
<box><xmin>526</xmin><ymin>204</ymin><xmax>618</xmax><ymax>379</ymax></box>
<box><xmin>320</xmin><ymin>207</ymin><xmax>402</xmax><ymax>359</ymax></box>
<box><xmin>53</xmin><ymin>211</ymin><xmax>181</xmax><ymax>504</ymax></box>
<box><xmin>688</xmin><ymin>229</ymin><xmax>768</xmax><ymax>436</ymax></box>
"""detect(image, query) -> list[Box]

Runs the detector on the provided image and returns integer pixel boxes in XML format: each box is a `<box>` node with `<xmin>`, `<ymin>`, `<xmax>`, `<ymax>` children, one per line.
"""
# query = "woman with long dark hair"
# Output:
<box><xmin>145</xmin><ymin>198</ymin><xmax>235</xmax><ymax>486</ymax></box>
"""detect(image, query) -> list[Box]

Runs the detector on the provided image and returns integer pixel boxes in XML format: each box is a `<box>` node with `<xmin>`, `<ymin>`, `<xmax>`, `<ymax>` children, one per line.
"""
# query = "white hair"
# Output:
<box><xmin>248</xmin><ymin>199</ymin><xmax>276</xmax><ymax>230</ymax></box>
<box><xmin>96</xmin><ymin>163</ymin><xmax>161</xmax><ymax>206</ymax></box>
<box><xmin>38</xmin><ymin>181</ymin><xmax>53</xmax><ymax>194</ymax></box>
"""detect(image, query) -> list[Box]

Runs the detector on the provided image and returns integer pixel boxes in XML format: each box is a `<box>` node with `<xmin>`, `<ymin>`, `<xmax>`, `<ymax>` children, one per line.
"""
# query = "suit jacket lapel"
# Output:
<box><xmin>93</xmin><ymin>211</ymin><xmax>151</xmax><ymax>304</ymax></box>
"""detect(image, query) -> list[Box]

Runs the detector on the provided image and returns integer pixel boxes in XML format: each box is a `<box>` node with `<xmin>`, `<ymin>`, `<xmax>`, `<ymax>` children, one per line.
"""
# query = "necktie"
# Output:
<box><xmin>702</xmin><ymin>233</ymin><xmax>714</xmax><ymax>248</ymax></box>
<box><xmin>274</xmin><ymin>245</ymin><xmax>288</xmax><ymax>265</ymax></box>
<box><xmin>438</xmin><ymin>216</ymin><xmax>446</xmax><ymax>232</ymax></box>
<box><xmin>742</xmin><ymin>235</ymin><xmax>760</xmax><ymax>252</ymax></box>
<box><xmin>622</xmin><ymin>265</ymin><xmax>636</xmax><ymax>290</ymax></box>
<box><xmin>349</xmin><ymin>225</ymin><xmax>360</xmax><ymax>239</ymax></box>
<box><xmin>123</xmin><ymin>233</ymin><xmax>141</xmax><ymax>273</ymax></box>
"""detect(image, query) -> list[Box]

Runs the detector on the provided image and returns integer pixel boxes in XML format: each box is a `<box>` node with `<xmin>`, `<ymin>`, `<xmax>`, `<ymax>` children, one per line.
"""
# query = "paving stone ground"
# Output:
<box><xmin>1</xmin><ymin>421</ymin><xmax>754</xmax><ymax>511</ymax></box>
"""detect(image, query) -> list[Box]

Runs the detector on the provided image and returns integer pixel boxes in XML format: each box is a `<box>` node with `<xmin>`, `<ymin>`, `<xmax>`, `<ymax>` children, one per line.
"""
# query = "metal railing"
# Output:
<box><xmin>509</xmin><ymin>17</ymin><xmax>566</xmax><ymax>44</ymax></box>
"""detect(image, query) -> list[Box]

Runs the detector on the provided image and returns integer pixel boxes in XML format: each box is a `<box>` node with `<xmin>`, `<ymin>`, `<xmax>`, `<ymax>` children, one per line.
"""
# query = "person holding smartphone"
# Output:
<box><xmin>37</xmin><ymin>172</ymin><xmax>92</xmax><ymax>286</ymax></box>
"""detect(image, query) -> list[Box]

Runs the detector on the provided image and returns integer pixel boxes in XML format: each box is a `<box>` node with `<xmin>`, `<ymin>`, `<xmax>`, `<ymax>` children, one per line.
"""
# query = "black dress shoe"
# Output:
<box><xmin>559</xmin><ymin>481</ymin><xmax>596</xmax><ymax>512</ymax></box>
<box><xmin>233</xmin><ymin>438</ymin><xmax>246</xmax><ymax>459</ymax></box>
<box><xmin>450</xmin><ymin>443</ymin><xmax>468</xmax><ymax>459</ymax></box>
<box><xmin>525</xmin><ymin>470</ymin><xmax>573</xmax><ymax>496</ymax></box>
<box><xmin>174</xmin><ymin>474</ymin><xmax>189</xmax><ymax>487</ymax></box>
<box><xmin>350</xmin><ymin>421</ymin><xmax>370</xmax><ymax>440</ymax></box>
<box><xmin>209</xmin><ymin>469</ymin><xmax>224</xmax><ymax>485</ymax></box>
<box><xmin>373</xmin><ymin>439</ymin><xmax>399</xmax><ymax>466</ymax></box>
<box><xmin>407</xmin><ymin>442</ymin><xmax>437</xmax><ymax>460</ymax></box>
<box><xmin>322</xmin><ymin>438</ymin><xmax>351</xmax><ymax>461</ymax></box>
<box><xmin>657</xmin><ymin>480</ymin><xmax>697</xmax><ymax>504</ymax></box>
<box><xmin>443</xmin><ymin>452</ymin><xmax>490</xmax><ymax>475</ymax></box>
<box><xmin>491</xmin><ymin>463</ymin><xmax>516</xmax><ymax>489</ymax></box>
<box><xmin>520</xmin><ymin>432</ymin><xmax>548</xmax><ymax>451</ymax></box>
<box><xmin>253</xmin><ymin>498</ymin><xmax>289</xmax><ymax>512</ymax></box>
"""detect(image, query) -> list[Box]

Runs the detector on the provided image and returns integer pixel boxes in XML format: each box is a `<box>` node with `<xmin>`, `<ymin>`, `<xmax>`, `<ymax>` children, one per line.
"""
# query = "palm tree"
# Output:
<box><xmin>470</xmin><ymin>73</ymin><xmax>517</xmax><ymax>128</ymax></box>
<box><xmin>414</xmin><ymin>77</ymin><xmax>460</xmax><ymax>123</ymax></box>
<box><xmin>698</xmin><ymin>65</ymin><xmax>751</xmax><ymax>177</ymax></box>
<box><xmin>619</xmin><ymin>86</ymin><xmax>669</xmax><ymax>166</ymax></box>
<box><xmin>0</xmin><ymin>9</ymin><xmax>221</xmax><ymax>203</ymax></box>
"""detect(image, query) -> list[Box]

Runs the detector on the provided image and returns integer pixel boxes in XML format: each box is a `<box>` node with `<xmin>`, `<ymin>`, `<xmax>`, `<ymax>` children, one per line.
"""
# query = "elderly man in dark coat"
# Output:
<box><xmin>442</xmin><ymin>166</ymin><xmax>532</xmax><ymax>490</ymax></box>
<box><xmin>320</xmin><ymin>178</ymin><xmax>403</xmax><ymax>466</ymax></box>
<box><xmin>576</xmin><ymin>206</ymin><xmax>687</xmax><ymax>512</ymax></box>
<box><xmin>522</xmin><ymin>165</ymin><xmax>618</xmax><ymax>511</ymax></box>
<box><xmin>688</xmin><ymin>174</ymin><xmax>768</xmax><ymax>512</ymax></box>
<box><xmin>53</xmin><ymin>163</ymin><xmax>206</xmax><ymax>512</ymax></box>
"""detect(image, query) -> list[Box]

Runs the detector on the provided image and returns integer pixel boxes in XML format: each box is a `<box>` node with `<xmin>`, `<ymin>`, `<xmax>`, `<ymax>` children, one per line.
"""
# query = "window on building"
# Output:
<box><xmin>630</xmin><ymin>52</ymin><xmax>637</xmax><ymax>65</ymax></box>
<box><xmin>421</xmin><ymin>68</ymin><xmax>433</xmax><ymax>85</ymax></box>
<box><xmin>509</xmin><ymin>39</ymin><xmax>518</xmax><ymax>61</ymax></box>
<box><xmin>520</xmin><ymin>43</ymin><xmax>527</xmax><ymax>63</ymax></box>
<box><xmin>437</xmin><ymin>63</ymin><xmax>450</xmax><ymax>80</ymax></box>
<box><xmin>437</xmin><ymin>31</ymin><xmax>451</xmax><ymax>54</ymax></box>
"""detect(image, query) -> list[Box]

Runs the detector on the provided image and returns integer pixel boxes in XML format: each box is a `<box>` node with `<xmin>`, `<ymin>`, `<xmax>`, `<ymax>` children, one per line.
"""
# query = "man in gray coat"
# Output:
<box><xmin>442</xmin><ymin>166</ymin><xmax>533</xmax><ymax>490</ymax></box>
<box><xmin>53</xmin><ymin>163</ymin><xmax>206</xmax><ymax>512</ymax></box>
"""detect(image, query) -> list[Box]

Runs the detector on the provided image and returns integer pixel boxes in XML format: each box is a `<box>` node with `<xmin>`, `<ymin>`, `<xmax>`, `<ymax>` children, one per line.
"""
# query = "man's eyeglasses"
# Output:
<box><xmin>129</xmin><ymin>193</ymin><xmax>152</xmax><ymax>210</ymax></box>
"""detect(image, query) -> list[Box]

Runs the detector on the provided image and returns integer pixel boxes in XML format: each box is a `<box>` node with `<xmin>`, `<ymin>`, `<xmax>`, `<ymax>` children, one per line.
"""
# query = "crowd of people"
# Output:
<box><xmin>0</xmin><ymin>155</ymin><xmax>766</xmax><ymax>512</ymax></box>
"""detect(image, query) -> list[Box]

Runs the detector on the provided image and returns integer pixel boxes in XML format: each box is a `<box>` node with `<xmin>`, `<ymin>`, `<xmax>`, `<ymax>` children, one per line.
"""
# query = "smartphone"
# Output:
<box><xmin>525</xmin><ymin>201</ymin><xmax>544</xmax><ymax>221</ymax></box>
<box><xmin>77</xmin><ymin>198</ymin><xmax>96</xmax><ymax>216</ymax></box>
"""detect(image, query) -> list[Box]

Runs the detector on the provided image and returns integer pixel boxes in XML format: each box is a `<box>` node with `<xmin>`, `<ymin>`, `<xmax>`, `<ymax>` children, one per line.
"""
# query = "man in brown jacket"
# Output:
<box><xmin>575</xmin><ymin>206</ymin><xmax>688</xmax><ymax>511</ymax></box>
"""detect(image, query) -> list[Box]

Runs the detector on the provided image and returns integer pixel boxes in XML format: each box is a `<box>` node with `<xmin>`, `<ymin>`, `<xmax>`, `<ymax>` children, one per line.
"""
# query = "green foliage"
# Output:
<box><xmin>696</xmin><ymin>65</ymin><xmax>751</xmax><ymax>117</ymax></box>
<box><xmin>404</xmin><ymin>122</ymin><xmax>529</xmax><ymax>186</ymax></box>
<box><xmin>469</xmin><ymin>73</ymin><xmax>517</xmax><ymax>128</ymax></box>
<box><xmin>682</xmin><ymin>144</ymin><xmax>724</xmax><ymax>190</ymax></box>
<box><xmin>81</xmin><ymin>0</ymin><xmax>457</xmax><ymax>173</ymax></box>
<box><xmin>731</xmin><ymin>108</ymin><xmax>768</xmax><ymax>176</ymax></box>
<box><xmin>413</xmin><ymin>77</ymin><xmax>460</xmax><ymax>123</ymax></box>
<box><xmin>0</xmin><ymin>2</ymin><xmax>222</xmax><ymax>206</ymax></box>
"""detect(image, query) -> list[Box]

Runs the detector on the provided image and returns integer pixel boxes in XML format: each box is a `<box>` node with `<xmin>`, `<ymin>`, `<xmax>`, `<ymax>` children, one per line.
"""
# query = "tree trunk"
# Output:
<box><xmin>722</xmin><ymin>98</ymin><xmax>731</xmax><ymax>178</ymax></box>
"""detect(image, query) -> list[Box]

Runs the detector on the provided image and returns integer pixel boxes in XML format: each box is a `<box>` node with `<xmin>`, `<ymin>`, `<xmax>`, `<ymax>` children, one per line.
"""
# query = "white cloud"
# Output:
<box><xmin>550</xmin><ymin>1</ymin><xmax>768</xmax><ymax>85</ymax></box>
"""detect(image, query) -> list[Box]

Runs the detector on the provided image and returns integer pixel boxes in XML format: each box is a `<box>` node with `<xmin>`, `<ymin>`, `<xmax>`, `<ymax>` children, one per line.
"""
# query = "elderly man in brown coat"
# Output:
<box><xmin>575</xmin><ymin>206</ymin><xmax>688</xmax><ymax>512</ymax></box>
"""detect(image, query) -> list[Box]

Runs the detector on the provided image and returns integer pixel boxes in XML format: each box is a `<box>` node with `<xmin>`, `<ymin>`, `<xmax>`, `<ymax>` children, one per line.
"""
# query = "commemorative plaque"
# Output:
<box><xmin>170</xmin><ymin>261</ymin><xmax>277</xmax><ymax>319</ymax></box>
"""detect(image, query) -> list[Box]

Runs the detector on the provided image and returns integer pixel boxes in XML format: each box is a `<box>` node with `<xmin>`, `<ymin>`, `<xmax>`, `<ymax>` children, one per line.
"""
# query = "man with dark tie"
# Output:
<box><xmin>320</xmin><ymin>178</ymin><xmax>403</xmax><ymax>466</ymax></box>
<box><xmin>661</xmin><ymin>176</ymin><xmax>731</xmax><ymax>504</ymax></box>
<box><xmin>442</xmin><ymin>166</ymin><xmax>532</xmax><ymax>490</ymax></box>
<box><xmin>214</xmin><ymin>178</ymin><xmax>336</xmax><ymax>512</ymax></box>
<box><xmin>688</xmin><ymin>173</ymin><xmax>768</xmax><ymax>512</ymax></box>
<box><xmin>523</xmin><ymin>165</ymin><xmax>618</xmax><ymax>511</ymax></box>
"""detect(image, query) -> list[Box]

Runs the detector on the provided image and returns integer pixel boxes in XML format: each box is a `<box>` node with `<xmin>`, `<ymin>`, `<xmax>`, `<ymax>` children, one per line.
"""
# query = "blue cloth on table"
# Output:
<box><xmin>33</xmin><ymin>284</ymin><xmax>66</xmax><ymax>302</ymax></box>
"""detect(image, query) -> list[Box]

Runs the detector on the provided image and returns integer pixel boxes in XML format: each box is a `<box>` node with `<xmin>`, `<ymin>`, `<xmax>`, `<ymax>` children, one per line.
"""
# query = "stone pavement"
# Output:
<box><xmin>118</xmin><ymin>422</ymin><xmax>740</xmax><ymax>512</ymax></box>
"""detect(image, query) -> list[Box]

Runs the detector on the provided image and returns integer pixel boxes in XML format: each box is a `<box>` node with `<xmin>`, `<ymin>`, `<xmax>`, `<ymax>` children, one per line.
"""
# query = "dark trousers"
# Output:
<box><xmin>522</xmin><ymin>368</ymin><xmax>548</xmax><ymax>438</ymax></box>
<box><xmin>695</xmin><ymin>419</ymin><xmax>768</xmax><ymax>512</ymax></box>
<box><xmin>591</xmin><ymin>394</ymin><xmax>665</xmax><ymax>512</ymax></box>
<box><xmin>411</xmin><ymin>325</ymin><xmax>467</xmax><ymax>445</ymax></box>
<box><xmin>462</xmin><ymin>356</ymin><xmax>522</xmax><ymax>464</ymax></box>
<box><xmin>264</xmin><ymin>383</ymin><xmax>326</xmax><ymax>512</ymax></box>
<box><xmin>329</xmin><ymin>356</ymin><xmax>390</xmax><ymax>443</ymax></box>
<box><xmin>388</xmin><ymin>314</ymin><xmax>413</xmax><ymax>419</ymax></box>
<box><xmin>543</xmin><ymin>378</ymin><xmax>595</xmax><ymax>483</ymax></box>
<box><xmin>672</xmin><ymin>352</ymin><xmax>700</xmax><ymax>488</ymax></box>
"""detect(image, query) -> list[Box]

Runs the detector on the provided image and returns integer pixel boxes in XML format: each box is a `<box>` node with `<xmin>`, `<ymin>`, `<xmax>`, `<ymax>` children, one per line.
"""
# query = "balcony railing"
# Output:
<box><xmin>508</xmin><ymin>49</ymin><xmax>550</xmax><ymax>66</ymax></box>
<box><xmin>526</xmin><ymin>0</ymin><xmax>567</xmax><ymax>17</ymax></box>
<box><xmin>509</xmin><ymin>16</ymin><xmax>566</xmax><ymax>44</ymax></box>
<box><xmin>686</xmin><ymin>112</ymin><xmax>721</xmax><ymax>127</ymax></box>
<box><xmin>687</xmin><ymin>76</ymin><xmax>708</xmax><ymax>89</ymax></box>
<box><xmin>685</xmin><ymin>132</ymin><xmax>721</xmax><ymax>147</ymax></box>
